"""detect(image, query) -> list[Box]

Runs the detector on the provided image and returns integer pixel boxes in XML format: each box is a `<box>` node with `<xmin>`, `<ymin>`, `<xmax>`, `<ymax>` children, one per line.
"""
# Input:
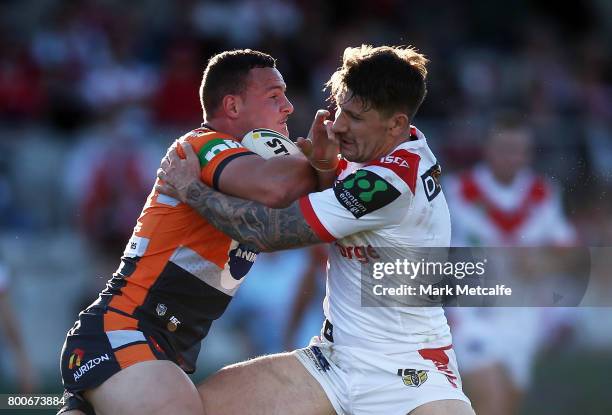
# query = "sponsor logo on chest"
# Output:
<box><xmin>334</xmin><ymin>170</ymin><xmax>400</xmax><ymax>218</ymax></box>
<box><xmin>335</xmin><ymin>243</ymin><xmax>380</xmax><ymax>264</ymax></box>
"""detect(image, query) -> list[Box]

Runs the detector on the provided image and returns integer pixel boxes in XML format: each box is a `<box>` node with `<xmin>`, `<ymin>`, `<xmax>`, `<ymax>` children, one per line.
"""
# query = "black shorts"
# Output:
<box><xmin>60</xmin><ymin>307</ymin><xmax>171</xmax><ymax>393</ymax></box>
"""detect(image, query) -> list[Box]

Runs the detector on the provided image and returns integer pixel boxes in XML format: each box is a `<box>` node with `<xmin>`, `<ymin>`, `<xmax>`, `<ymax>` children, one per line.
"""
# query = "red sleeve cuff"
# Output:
<box><xmin>299</xmin><ymin>196</ymin><xmax>336</xmax><ymax>242</ymax></box>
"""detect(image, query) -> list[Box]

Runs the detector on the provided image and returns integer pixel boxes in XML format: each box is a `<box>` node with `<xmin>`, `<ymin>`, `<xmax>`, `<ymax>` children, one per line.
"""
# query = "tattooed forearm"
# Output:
<box><xmin>186</xmin><ymin>181</ymin><xmax>322</xmax><ymax>252</ymax></box>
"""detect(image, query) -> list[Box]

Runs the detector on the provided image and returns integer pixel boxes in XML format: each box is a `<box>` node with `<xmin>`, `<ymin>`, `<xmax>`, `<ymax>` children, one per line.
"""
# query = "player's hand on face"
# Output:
<box><xmin>296</xmin><ymin>109</ymin><xmax>339</xmax><ymax>171</ymax></box>
<box><xmin>155</xmin><ymin>141</ymin><xmax>201</xmax><ymax>203</ymax></box>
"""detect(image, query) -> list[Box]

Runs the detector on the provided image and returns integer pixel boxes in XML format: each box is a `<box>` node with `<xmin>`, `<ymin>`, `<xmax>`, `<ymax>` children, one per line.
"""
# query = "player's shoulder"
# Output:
<box><xmin>330</xmin><ymin>151</ymin><xmax>417</xmax><ymax>220</ymax></box>
<box><xmin>363</xmin><ymin>147</ymin><xmax>422</xmax><ymax>196</ymax></box>
<box><xmin>176</xmin><ymin>127</ymin><xmax>248</xmax><ymax>168</ymax></box>
<box><xmin>180</xmin><ymin>128</ymin><xmax>241</xmax><ymax>151</ymax></box>
<box><xmin>361</xmin><ymin>126</ymin><xmax>438</xmax><ymax>195</ymax></box>
<box><xmin>526</xmin><ymin>173</ymin><xmax>554</xmax><ymax>203</ymax></box>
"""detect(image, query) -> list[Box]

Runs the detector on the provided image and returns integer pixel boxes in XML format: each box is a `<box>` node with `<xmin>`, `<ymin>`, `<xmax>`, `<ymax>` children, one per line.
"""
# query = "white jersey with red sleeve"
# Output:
<box><xmin>299</xmin><ymin>127</ymin><xmax>453</xmax><ymax>354</ymax></box>
<box><xmin>443</xmin><ymin>164</ymin><xmax>576</xmax><ymax>246</ymax></box>
<box><xmin>443</xmin><ymin>165</ymin><xmax>576</xmax><ymax>388</ymax></box>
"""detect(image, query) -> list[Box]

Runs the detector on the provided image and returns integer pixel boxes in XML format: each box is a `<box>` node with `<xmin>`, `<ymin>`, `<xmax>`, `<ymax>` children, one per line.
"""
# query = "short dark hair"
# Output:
<box><xmin>489</xmin><ymin>110</ymin><xmax>532</xmax><ymax>134</ymax></box>
<box><xmin>326</xmin><ymin>45</ymin><xmax>429</xmax><ymax>120</ymax></box>
<box><xmin>200</xmin><ymin>49</ymin><xmax>276</xmax><ymax>117</ymax></box>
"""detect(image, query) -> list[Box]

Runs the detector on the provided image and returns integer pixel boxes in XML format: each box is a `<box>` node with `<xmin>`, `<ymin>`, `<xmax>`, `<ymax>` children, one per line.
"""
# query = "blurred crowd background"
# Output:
<box><xmin>0</xmin><ymin>0</ymin><xmax>611</xmax><ymax>414</ymax></box>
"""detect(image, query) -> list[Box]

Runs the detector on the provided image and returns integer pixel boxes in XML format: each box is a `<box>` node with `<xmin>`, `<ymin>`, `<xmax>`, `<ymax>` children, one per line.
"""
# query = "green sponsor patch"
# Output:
<box><xmin>334</xmin><ymin>169</ymin><xmax>401</xmax><ymax>218</ymax></box>
<box><xmin>198</xmin><ymin>138</ymin><xmax>242</xmax><ymax>166</ymax></box>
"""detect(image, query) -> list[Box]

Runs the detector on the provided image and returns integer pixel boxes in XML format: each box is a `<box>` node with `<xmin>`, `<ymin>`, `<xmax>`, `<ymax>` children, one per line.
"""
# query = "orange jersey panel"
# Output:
<box><xmin>108</xmin><ymin>128</ymin><xmax>258</xmax><ymax>316</ymax></box>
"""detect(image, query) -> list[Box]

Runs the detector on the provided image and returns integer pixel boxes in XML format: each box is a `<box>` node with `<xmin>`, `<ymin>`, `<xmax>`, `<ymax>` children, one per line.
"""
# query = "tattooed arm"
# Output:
<box><xmin>184</xmin><ymin>180</ymin><xmax>322</xmax><ymax>252</ymax></box>
<box><xmin>156</xmin><ymin>139</ymin><xmax>324</xmax><ymax>251</ymax></box>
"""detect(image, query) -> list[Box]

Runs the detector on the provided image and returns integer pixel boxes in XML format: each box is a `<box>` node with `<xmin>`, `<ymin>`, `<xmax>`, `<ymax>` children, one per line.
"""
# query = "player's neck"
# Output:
<box><xmin>203</xmin><ymin>118</ymin><xmax>246</xmax><ymax>140</ymax></box>
<box><xmin>375</xmin><ymin>135</ymin><xmax>412</xmax><ymax>159</ymax></box>
<box><xmin>489</xmin><ymin>169</ymin><xmax>518</xmax><ymax>187</ymax></box>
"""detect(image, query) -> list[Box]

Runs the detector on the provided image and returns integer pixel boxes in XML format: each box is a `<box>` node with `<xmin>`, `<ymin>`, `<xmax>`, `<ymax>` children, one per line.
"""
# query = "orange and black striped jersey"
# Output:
<box><xmin>99</xmin><ymin>127</ymin><xmax>259</xmax><ymax>372</ymax></box>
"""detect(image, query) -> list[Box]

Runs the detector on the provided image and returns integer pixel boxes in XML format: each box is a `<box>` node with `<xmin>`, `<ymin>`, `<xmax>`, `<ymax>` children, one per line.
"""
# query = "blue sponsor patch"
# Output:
<box><xmin>227</xmin><ymin>243</ymin><xmax>258</xmax><ymax>280</ymax></box>
<box><xmin>308</xmin><ymin>345</ymin><xmax>331</xmax><ymax>372</ymax></box>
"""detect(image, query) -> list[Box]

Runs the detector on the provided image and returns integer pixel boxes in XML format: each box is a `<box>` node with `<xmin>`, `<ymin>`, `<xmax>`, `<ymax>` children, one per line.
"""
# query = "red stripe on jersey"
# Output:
<box><xmin>336</xmin><ymin>158</ymin><xmax>349</xmax><ymax>176</ymax></box>
<box><xmin>299</xmin><ymin>196</ymin><xmax>336</xmax><ymax>242</ymax></box>
<box><xmin>367</xmin><ymin>149</ymin><xmax>420</xmax><ymax>194</ymax></box>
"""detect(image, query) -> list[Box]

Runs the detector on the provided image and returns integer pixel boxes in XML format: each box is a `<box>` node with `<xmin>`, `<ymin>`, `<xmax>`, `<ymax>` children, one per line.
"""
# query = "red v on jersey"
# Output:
<box><xmin>460</xmin><ymin>172</ymin><xmax>548</xmax><ymax>235</ymax></box>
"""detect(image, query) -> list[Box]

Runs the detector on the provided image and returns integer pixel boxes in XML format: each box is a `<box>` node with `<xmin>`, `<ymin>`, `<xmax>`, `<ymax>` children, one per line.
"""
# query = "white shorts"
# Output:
<box><xmin>295</xmin><ymin>335</ymin><xmax>471</xmax><ymax>415</ymax></box>
<box><xmin>449</xmin><ymin>308</ymin><xmax>541</xmax><ymax>389</ymax></box>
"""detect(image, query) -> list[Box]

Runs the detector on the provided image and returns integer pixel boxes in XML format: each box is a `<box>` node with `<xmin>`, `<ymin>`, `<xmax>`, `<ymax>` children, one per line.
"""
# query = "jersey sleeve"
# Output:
<box><xmin>299</xmin><ymin>149</ymin><xmax>421</xmax><ymax>241</ymax></box>
<box><xmin>178</xmin><ymin>129</ymin><xmax>256</xmax><ymax>190</ymax></box>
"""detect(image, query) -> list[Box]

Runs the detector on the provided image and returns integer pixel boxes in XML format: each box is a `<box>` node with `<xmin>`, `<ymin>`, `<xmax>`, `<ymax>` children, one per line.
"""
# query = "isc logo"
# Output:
<box><xmin>381</xmin><ymin>155</ymin><xmax>410</xmax><ymax>168</ymax></box>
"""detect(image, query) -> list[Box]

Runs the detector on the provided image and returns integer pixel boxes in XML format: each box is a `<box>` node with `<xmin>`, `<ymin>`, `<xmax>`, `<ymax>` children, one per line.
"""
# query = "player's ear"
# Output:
<box><xmin>387</xmin><ymin>112</ymin><xmax>410</xmax><ymax>137</ymax></box>
<box><xmin>221</xmin><ymin>95</ymin><xmax>243</xmax><ymax>120</ymax></box>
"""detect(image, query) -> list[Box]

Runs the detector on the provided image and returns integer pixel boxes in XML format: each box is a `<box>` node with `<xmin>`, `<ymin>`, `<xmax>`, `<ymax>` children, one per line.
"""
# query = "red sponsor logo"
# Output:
<box><xmin>335</xmin><ymin>243</ymin><xmax>380</xmax><ymax>264</ymax></box>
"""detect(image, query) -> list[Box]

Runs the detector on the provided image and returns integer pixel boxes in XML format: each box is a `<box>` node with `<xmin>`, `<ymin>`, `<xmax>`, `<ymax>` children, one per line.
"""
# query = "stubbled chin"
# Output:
<box><xmin>340</xmin><ymin>148</ymin><xmax>365</xmax><ymax>163</ymax></box>
<box><xmin>340</xmin><ymin>150</ymin><xmax>353</xmax><ymax>161</ymax></box>
<box><xmin>340</xmin><ymin>144</ymin><xmax>353</xmax><ymax>155</ymax></box>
